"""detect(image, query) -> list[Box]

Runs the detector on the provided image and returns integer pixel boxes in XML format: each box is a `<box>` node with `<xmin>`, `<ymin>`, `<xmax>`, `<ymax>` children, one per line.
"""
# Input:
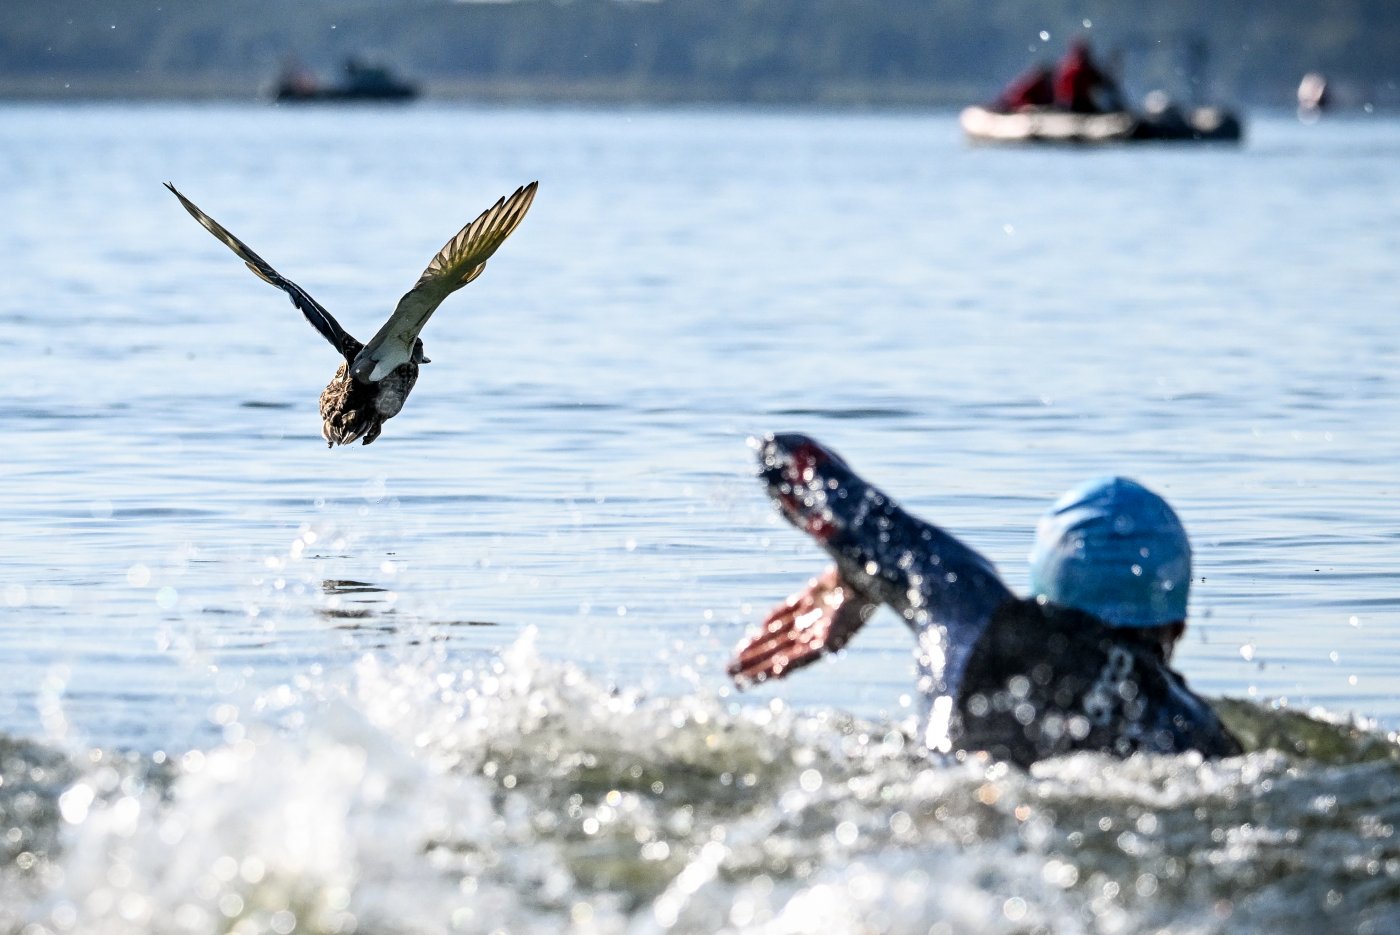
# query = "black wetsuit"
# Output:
<box><xmin>955</xmin><ymin>598</ymin><xmax>1241</xmax><ymax>766</ymax></box>
<box><xmin>757</xmin><ymin>433</ymin><xmax>1242</xmax><ymax>765</ymax></box>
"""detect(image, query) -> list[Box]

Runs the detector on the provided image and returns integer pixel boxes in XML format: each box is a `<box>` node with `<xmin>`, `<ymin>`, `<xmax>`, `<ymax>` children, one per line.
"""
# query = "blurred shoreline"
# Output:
<box><xmin>0</xmin><ymin>76</ymin><xmax>991</xmax><ymax>107</ymax></box>
<box><xmin>5</xmin><ymin>0</ymin><xmax>1397</xmax><ymax>111</ymax></box>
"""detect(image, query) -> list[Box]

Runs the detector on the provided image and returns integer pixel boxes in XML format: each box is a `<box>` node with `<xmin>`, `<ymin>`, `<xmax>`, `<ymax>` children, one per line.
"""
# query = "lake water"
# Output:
<box><xmin>1</xmin><ymin>102</ymin><xmax>1398</xmax><ymax>934</ymax></box>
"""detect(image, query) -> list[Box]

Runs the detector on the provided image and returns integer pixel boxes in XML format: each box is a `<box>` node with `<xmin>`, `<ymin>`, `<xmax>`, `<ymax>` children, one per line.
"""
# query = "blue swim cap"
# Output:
<box><xmin>1028</xmin><ymin>477</ymin><xmax>1190</xmax><ymax>628</ymax></box>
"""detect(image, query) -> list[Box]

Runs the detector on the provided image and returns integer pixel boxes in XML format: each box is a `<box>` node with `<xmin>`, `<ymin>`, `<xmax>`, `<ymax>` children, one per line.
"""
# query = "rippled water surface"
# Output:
<box><xmin>1</xmin><ymin>103</ymin><xmax>1398</xmax><ymax>933</ymax></box>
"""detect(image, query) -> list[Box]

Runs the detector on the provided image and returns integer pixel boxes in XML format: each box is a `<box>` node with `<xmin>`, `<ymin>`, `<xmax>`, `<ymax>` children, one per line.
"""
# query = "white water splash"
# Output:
<box><xmin>5</xmin><ymin>632</ymin><xmax>1399</xmax><ymax>935</ymax></box>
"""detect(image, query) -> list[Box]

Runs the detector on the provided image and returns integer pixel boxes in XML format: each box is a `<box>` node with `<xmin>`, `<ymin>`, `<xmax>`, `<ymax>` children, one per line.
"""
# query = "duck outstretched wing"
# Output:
<box><xmin>165</xmin><ymin>183</ymin><xmax>362</xmax><ymax>361</ymax></box>
<box><xmin>352</xmin><ymin>181</ymin><xmax>537</xmax><ymax>377</ymax></box>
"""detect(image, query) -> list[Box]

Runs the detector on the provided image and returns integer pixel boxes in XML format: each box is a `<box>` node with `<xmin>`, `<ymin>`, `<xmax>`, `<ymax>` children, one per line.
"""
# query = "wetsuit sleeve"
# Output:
<box><xmin>902</xmin><ymin>525</ymin><xmax>1012</xmax><ymax>628</ymax></box>
<box><xmin>897</xmin><ymin>526</ymin><xmax>1015</xmax><ymax>701</ymax></box>
<box><xmin>794</xmin><ymin>469</ymin><xmax>1015</xmax><ymax>709</ymax></box>
<box><xmin>822</xmin><ymin>504</ymin><xmax>1013</xmax><ymax>659</ymax></box>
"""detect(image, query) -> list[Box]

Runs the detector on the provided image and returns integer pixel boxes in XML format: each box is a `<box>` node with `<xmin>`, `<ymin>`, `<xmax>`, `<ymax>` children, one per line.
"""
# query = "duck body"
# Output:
<box><xmin>319</xmin><ymin>359</ymin><xmax>417</xmax><ymax>447</ymax></box>
<box><xmin>318</xmin><ymin>333</ymin><xmax>428</xmax><ymax>446</ymax></box>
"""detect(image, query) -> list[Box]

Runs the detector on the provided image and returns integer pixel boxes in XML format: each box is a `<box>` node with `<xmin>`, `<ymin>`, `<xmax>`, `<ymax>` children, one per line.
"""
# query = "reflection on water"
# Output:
<box><xmin>1</xmin><ymin>103</ymin><xmax>1399</xmax><ymax>931</ymax></box>
<box><xmin>320</xmin><ymin>578</ymin><xmax>390</xmax><ymax>614</ymax></box>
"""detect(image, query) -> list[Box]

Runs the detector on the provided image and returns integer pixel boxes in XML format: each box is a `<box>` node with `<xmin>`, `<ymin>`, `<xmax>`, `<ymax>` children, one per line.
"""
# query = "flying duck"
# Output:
<box><xmin>165</xmin><ymin>181</ymin><xmax>537</xmax><ymax>446</ymax></box>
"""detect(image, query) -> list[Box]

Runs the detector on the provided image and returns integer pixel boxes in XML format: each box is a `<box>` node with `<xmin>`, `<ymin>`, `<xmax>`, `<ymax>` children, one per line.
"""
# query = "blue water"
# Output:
<box><xmin>1</xmin><ymin>103</ymin><xmax>1398</xmax><ymax>934</ymax></box>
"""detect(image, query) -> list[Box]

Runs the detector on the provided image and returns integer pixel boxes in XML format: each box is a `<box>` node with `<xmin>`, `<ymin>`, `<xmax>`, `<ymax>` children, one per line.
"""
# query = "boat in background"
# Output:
<box><xmin>959</xmin><ymin>100</ymin><xmax>1242</xmax><ymax>144</ymax></box>
<box><xmin>273</xmin><ymin>58</ymin><xmax>419</xmax><ymax>103</ymax></box>
<box><xmin>967</xmin><ymin>32</ymin><xmax>1244</xmax><ymax>145</ymax></box>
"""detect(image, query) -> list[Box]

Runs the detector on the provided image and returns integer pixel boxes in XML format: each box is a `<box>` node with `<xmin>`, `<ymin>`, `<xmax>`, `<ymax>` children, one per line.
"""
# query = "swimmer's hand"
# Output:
<box><xmin>728</xmin><ymin>566</ymin><xmax>877</xmax><ymax>686</ymax></box>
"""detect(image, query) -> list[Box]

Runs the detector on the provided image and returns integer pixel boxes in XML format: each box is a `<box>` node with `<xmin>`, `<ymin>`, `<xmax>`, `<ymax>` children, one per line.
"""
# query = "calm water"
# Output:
<box><xmin>1</xmin><ymin>103</ymin><xmax>1398</xmax><ymax>933</ymax></box>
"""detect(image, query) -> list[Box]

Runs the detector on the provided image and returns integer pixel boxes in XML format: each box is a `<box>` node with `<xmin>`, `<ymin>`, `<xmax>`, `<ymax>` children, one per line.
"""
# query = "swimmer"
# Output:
<box><xmin>730</xmin><ymin>433</ymin><xmax>1241</xmax><ymax>766</ymax></box>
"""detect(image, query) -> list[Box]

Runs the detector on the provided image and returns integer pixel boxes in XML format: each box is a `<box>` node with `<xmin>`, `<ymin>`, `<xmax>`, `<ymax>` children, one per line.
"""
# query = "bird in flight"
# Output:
<box><xmin>165</xmin><ymin>180</ymin><xmax>538</xmax><ymax>446</ymax></box>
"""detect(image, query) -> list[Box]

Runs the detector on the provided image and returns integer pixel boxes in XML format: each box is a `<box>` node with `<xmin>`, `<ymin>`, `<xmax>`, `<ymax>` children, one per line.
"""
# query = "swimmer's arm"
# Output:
<box><xmin>898</xmin><ymin>524</ymin><xmax>1015</xmax><ymax>646</ymax></box>
<box><xmin>822</xmin><ymin>500</ymin><xmax>1014</xmax><ymax>643</ymax></box>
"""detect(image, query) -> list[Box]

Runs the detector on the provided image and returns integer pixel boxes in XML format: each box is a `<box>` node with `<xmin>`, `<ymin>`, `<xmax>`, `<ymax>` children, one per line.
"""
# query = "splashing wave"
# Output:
<box><xmin>3</xmin><ymin>632</ymin><xmax>1398</xmax><ymax>935</ymax></box>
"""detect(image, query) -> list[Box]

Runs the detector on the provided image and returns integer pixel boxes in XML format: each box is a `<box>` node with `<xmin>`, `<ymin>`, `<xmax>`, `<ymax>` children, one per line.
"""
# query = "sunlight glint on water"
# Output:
<box><xmin>0</xmin><ymin>103</ymin><xmax>1398</xmax><ymax>933</ymax></box>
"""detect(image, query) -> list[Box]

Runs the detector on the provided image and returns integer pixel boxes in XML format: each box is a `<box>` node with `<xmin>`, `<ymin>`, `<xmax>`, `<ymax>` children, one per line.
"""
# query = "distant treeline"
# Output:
<box><xmin>2</xmin><ymin>0</ymin><xmax>1396</xmax><ymax>106</ymax></box>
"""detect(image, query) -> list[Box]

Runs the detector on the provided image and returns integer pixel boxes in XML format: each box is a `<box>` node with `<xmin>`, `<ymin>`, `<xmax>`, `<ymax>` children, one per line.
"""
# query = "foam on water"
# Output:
<box><xmin>3</xmin><ymin>632</ymin><xmax>1398</xmax><ymax>935</ymax></box>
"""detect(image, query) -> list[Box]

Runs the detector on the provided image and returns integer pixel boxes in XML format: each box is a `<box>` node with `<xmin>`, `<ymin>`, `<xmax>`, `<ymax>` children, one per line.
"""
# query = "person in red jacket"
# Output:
<box><xmin>993</xmin><ymin>64</ymin><xmax>1055</xmax><ymax>112</ymax></box>
<box><xmin>1054</xmin><ymin>38</ymin><xmax>1121</xmax><ymax>113</ymax></box>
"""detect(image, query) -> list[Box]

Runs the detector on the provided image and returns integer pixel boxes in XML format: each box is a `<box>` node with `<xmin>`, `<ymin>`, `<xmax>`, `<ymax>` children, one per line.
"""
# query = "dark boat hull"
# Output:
<box><xmin>272</xmin><ymin>60</ymin><xmax>419</xmax><ymax>104</ymax></box>
<box><xmin>274</xmin><ymin>85</ymin><xmax>418</xmax><ymax>104</ymax></box>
